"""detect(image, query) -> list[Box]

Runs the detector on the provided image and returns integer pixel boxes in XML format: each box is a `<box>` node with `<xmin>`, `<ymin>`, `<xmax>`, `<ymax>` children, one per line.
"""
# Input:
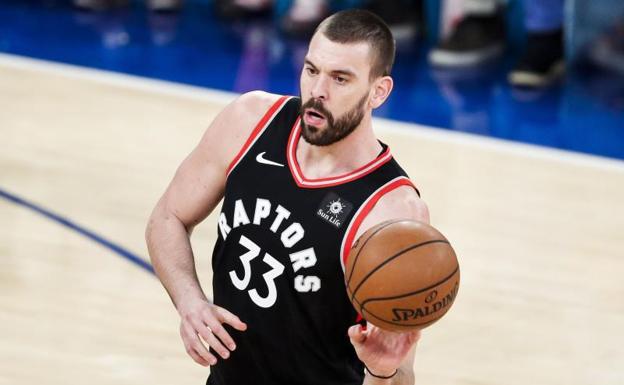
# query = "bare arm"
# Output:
<box><xmin>145</xmin><ymin>91</ymin><xmax>281</xmax><ymax>366</ymax></box>
<box><xmin>348</xmin><ymin>185</ymin><xmax>429</xmax><ymax>385</ymax></box>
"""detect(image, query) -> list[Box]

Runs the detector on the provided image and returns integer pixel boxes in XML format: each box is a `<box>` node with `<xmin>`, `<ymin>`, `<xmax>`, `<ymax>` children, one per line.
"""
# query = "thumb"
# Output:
<box><xmin>348</xmin><ymin>324</ymin><xmax>367</xmax><ymax>345</ymax></box>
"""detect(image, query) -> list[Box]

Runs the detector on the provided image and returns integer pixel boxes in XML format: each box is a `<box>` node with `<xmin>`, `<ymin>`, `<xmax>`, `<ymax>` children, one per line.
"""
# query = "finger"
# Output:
<box><xmin>410</xmin><ymin>330</ymin><xmax>422</xmax><ymax>344</ymax></box>
<box><xmin>200</xmin><ymin>307</ymin><xmax>239</xmax><ymax>351</ymax></box>
<box><xmin>192</xmin><ymin>339</ymin><xmax>218</xmax><ymax>366</ymax></box>
<box><xmin>206</xmin><ymin>320</ymin><xmax>238</xmax><ymax>352</ymax></box>
<box><xmin>181</xmin><ymin>322</ymin><xmax>217</xmax><ymax>366</ymax></box>
<box><xmin>183</xmin><ymin>321</ymin><xmax>218</xmax><ymax>365</ymax></box>
<box><xmin>187</xmin><ymin>320</ymin><xmax>222</xmax><ymax>362</ymax></box>
<box><xmin>186</xmin><ymin>346</ymin><xmax>211</xmax><ymax>367</ymax></box>
<box><xmin>348</xmin><ymin>324</ymin><xmax>367</xmax><ymax>344</ymax></box>
<box><xmin>216</xmin><ymin>307</ymin><xmax>247</xmax><ymax>331</ymax></box>
<box><xmin>199</xmin><ymin>326</ymin><xmax>231</xmax><ymax>359</ymax></box>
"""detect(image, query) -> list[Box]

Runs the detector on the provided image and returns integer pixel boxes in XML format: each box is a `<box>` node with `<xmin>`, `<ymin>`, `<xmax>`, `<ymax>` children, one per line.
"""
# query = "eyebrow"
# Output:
<box><xmin>304</xmin><ymin>58</ymin><xmax>356</xmax><ymax>78</ymax></box>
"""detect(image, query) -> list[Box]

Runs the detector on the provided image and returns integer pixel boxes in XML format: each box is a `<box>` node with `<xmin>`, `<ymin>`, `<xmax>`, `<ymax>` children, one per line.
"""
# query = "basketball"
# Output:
<box><xmin>345</xmin><ymin>220</ymin><xmax>460</xmax><ymax>331</ymax></box>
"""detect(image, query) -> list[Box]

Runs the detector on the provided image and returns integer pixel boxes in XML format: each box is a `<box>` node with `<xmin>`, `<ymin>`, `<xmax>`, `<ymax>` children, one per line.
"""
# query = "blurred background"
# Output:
<box><xmin>1</xmin><ymin>0</ymin><xmax>623</xmax><ymax>159</ymax></box>
<box><xmin>2</xmin><ymin>1</ymin><xmax>624</xmax><ymax>385</ymax></box>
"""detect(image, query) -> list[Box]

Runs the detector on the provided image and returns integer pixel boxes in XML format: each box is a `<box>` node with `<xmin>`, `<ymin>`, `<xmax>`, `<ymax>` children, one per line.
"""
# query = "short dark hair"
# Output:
<box><xmin>316</xmin><ymin>9</ymin><xmax>396</xmax><ymax>79</ymax></box>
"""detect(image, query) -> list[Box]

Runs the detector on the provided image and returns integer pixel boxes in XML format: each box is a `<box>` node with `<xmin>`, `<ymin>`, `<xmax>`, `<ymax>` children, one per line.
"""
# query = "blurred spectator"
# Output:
<box><xmin>214</xmin><ymin>0</ymin><xmax>327</xmax><ymax>36</ymax></box>
<box><xmin>587</xmin><ymin>19</ymin><xmax>624</xmax><ymax>76</ymax></box>
<box><xmin>430</xmin><ymin>0</ymin><xmax>565</xmax><ymax>88</ymax></box>
<box><xmin>216</xmin><ymin>0</ymin><xmax>424</xmax><ymax>40</ymax></box>
<box><xmin>73</xmin><ymin>0</ymin><xmax>182</xmax><ymax>12</ymax></box>
<box><xmin>214</xmin><ymin>0</ymin><xmax>272</xmax><ymax>19</ymax></box>
<box><xmin>281</xmin><ymin>0</ymin><xmax>424</xmax><ymax>39</ymax></box>
<box><xmin>430</xmin><ymin>0</ymin><xmax>506</xmax><ymax>67</ymax></box>
<box><xmin>281</xmin><ymin>0</ymin><xmax>330</xmax><ymax>37</ymax></box>
<box><xmin>73</xmin><ymin>0</ymin><xmax>127</xmax><ymax>10</ymax></box>
<box><xmin>509</xmin><ymin>0</ymin><xmax>565</xmax><ymax>88</ymax></box>
<box><xmin>362</xmin><ymin>0</ymin><xmax>424</xmax><ymax>41</ymax></box>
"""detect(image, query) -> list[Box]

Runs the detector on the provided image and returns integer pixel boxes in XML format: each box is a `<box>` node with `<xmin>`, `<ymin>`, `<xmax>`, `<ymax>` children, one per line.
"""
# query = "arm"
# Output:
<box><xmin>145</xmin><ymin>91</ymin><xmax>281</xmax><ymax>366</ymax></box>
<box><xmin>348</xmin><ymin>185</ymin><xmax>429</xmax><ymax>385</ymax></box>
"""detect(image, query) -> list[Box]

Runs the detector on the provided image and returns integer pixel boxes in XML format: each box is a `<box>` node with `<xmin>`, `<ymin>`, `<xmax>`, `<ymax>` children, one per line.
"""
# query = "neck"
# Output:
<box><xmin>296</xmin><ymin>114</ymin><xmax>382</xmax><ymax>179</ymax></box>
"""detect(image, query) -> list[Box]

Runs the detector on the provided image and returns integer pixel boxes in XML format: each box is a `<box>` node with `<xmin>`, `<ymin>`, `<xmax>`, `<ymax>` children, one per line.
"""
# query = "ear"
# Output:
<box><xmin>369</xmin><ymin>76</ymin><xmax>393</xmax><ymax>109</ymax></box>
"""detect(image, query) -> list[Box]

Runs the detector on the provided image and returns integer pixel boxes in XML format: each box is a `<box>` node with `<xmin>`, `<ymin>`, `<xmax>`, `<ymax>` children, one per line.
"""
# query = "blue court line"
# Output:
<box><xmin>0</xmin><ymin>186</ymin><xmax>155</xmax><ymax>275</ymax></box>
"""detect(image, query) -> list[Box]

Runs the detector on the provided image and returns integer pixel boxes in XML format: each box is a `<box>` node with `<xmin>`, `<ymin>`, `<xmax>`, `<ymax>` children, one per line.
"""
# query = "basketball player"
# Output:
<box><xmin>146</xmin><ymin>9</ymin><xmax>429</xmax><ymax>385</ymax></box>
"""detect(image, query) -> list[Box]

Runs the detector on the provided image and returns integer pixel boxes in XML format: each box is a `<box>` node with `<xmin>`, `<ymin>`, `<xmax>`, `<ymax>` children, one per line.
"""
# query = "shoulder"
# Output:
<box><xmin>221</xmin><ymin>90</ymin><xmax>284</xmax><ymax>129</ymax></box>
<box><xmin>232</xmin><ymin>90</ymin><xmax>283</xmax><ymax>115</ymax></box>
<box><xmin>374</xmin><ymin>185</ymin><xmax>428</xmax><ymax>223</ymax></box>
<box><xmin>354</xmin><ymin>184</ymin><xmax>429</xmax><ymax>240</ymax></box>
<box><xmin>196</xmin><ymin>91</ymin><xmax>284</xmax><ymax>169</ymax></box>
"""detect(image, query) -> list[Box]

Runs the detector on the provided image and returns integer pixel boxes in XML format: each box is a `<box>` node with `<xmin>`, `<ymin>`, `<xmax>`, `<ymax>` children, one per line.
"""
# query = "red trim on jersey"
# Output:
<box><xmin>340</xmin><ymin>177</ymin><xmax>416</xmax><ymax>269</ymax></box>
<box><xmin>286</xmin><ymin>119</ymin><xmax>394</xmax><ymax>188</ymax></box>
<box><xmin>225</xmin><ymin>95</ymin><xmax>290</xmax><ymax>177</ymax></box>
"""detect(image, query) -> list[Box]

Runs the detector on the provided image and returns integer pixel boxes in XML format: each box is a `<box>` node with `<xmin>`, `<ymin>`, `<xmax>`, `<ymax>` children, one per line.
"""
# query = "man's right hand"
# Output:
<box><xmin>178</xmin><ymin>298</ymin><xmax>247</xmax><ymax>366</ymax></box>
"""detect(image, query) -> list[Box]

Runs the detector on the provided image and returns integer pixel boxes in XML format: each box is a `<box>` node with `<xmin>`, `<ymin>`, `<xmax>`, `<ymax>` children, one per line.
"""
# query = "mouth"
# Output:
<box><xmin>304</xmin><ymin>108</ymin><xmax>326</xmax><ymax>126</ymax></box>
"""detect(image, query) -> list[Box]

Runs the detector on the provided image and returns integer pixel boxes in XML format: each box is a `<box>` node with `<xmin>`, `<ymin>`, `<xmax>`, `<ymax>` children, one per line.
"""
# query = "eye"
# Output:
<box><xmin>305</xmin><ymin>67</ymin><xmax>317</xmax><ymax>76</ymax></box>
<box><xmin>334</xmin><ymin>76</ymin><xmax>347</xmax><ymax>84</ymax></box>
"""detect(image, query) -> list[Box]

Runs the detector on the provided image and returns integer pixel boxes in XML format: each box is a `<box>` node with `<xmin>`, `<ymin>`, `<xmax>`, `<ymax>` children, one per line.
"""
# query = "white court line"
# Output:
<box><xmin>2</xmin><ymin>52</ymin><xmax>623</xmax><ymax>173</ymax></box>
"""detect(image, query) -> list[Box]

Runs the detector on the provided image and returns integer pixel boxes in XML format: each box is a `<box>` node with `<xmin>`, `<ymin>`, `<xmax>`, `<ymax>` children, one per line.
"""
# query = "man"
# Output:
<box><xmin>146</xmin><ymin>9</ymin><xmax>429</xmax><ymax>385</ymax></box>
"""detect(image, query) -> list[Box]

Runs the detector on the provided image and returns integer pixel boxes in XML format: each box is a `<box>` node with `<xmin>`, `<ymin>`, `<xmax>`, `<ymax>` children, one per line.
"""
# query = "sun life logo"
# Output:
<box><xmin>316</xmin><ymin>193</ymin><xmax>353</xmax><ymax>229</ymax></box>
<box><xmin>327</xmin><ymin>199</ymin><xmax>344</xmax><ymax>216</ymax></box>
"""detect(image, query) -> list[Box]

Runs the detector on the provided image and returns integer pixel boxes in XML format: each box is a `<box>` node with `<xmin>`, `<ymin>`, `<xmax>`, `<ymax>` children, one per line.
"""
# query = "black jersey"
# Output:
<box><xmin>208</xmin><ymin>96</ymin><xmax>418</xmax><ymax>385</ymax></box>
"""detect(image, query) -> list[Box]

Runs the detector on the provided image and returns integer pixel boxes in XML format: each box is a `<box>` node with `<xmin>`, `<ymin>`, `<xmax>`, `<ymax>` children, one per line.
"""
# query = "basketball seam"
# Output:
<box><xmin>345</xmin><ymin>219</ymin><xmax>409</xmax><ymax>288</ymax></box>
<box><xmin>359</xmin><ymin>266</ymin><xmax>459</xmax><ymax>307</ymax></box>
<box><xmin>349</xmin><ymin>239</ymin><xmax>450</xmax><ymax>303</ymax></box>
<box><xmin>347</xmin><ymin>269</ymin><xmax>459</xmax><ymax>327</ymax></box>
<box><xmin>362</xmin><ymin>307</ymin><xmax>440</xmax><ymax>328</ymax></box>
<box><xmin>348</xmin><ymin>287</ymin><xmax>437</xmax><ymax>327</ymax></box>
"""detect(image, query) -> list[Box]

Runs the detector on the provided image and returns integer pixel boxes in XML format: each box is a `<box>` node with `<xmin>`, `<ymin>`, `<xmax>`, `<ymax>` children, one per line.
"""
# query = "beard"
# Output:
<box><xmin>299</xmin><ymin>92</ymin><xmax>368</xmax><ymax>146</ymax></box>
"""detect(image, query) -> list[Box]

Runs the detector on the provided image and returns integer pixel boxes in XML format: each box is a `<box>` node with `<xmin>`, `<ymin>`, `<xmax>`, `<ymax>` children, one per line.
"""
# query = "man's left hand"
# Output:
<box><xmin>348</xmin><ymin>323</ymin><xmax>421</xmax><ymax>377</ymax></box>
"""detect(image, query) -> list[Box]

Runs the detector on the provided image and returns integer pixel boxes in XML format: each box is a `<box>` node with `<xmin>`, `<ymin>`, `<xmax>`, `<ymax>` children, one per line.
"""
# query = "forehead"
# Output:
<box><xmin>306</xmin><ymin>32</ymin><xmax>373</xmax><ymax>77</ymax></box>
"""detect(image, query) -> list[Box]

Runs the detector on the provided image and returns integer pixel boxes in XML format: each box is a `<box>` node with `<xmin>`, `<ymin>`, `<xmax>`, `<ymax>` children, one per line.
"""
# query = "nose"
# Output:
<box><xmin>310</xmin><ymin>74</ymin><xmax>329</xmax><ymax>101</ymax></box>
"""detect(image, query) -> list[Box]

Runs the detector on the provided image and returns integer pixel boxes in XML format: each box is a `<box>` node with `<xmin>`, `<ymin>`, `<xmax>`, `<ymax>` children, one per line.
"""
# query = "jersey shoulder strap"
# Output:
<box><xmin>226</xmin><ymin>95</ymin><xmax>299</xmax><ymax>177</ymax></box>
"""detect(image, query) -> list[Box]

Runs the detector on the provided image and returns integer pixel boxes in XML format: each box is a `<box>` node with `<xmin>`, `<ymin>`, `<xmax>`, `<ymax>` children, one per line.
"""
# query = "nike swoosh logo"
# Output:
<box><xmin>256</xmin><ymin>152</ymin><xmax>284</xmax><ymax>167</ymax></box>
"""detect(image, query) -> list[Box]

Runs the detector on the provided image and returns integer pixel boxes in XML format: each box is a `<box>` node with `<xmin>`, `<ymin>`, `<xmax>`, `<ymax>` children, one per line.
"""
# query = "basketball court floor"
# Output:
<box><xmin>1</xmin><ymin>52</ymin><xmax>623</xmax><ymax>385</ymax></box>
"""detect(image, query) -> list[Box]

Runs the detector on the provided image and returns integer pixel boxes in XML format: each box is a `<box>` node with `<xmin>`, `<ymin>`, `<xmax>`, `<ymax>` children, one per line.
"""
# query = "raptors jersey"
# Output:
<box><xmin>208</xmin><ymin>96</ymin><xmax>418</xmax><ymax>385</ymax></box>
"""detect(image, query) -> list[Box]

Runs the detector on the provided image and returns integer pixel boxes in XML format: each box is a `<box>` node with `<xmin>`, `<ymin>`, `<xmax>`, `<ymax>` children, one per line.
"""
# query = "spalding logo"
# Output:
<box><xmin>425</xmin><ymin>290</ymin><xmax>438</xmax><ymax>303</ymax></box>
<box><xmin>391</xmin><ymin>283</ymin><xmax>459</xmax><ymax>322</ymax></box>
